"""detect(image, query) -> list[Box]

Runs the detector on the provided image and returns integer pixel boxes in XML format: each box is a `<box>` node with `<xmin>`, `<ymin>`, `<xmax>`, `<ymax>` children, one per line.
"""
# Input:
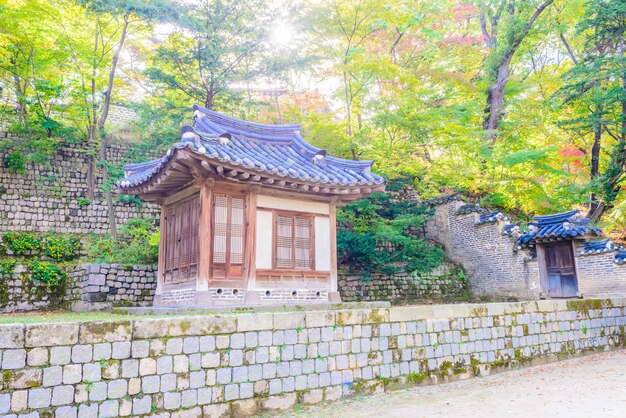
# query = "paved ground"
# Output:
<box><xmin>280</xmin><ymin>350</ymin><xmax>626</xmax><ymax>418</ymax></box>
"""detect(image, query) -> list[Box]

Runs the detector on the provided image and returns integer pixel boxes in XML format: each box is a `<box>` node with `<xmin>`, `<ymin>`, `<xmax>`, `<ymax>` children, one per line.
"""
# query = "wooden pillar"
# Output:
<box><xmin>244</xmin><ymin>187</ymin><xmax>259</xmax><ymax>303</ymax></box>
<box><xmin>197</xmin><ymin>178</ymin><xmax>214</xmax><ymax>294</ymax></box>
<box><xmin>329</xmin><ymin>200</ymin><xmax>340</xmax><ymax>302</ymax></box>
<box><xmin>155</xmin><ymin>202</ymin><xmax>167</xmax><ymax>303</ymax></box>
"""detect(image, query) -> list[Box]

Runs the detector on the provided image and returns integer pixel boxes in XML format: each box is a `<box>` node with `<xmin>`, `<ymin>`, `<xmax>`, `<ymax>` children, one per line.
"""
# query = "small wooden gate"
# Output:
<box><xmin>543</xmin><ymin>241</ymin><xmax>578</xmax><ymax>298</ymax></box>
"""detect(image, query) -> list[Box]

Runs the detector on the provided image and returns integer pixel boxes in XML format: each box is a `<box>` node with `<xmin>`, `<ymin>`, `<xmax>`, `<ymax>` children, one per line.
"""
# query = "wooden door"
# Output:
<box><xmin>211</xmin><ymin>194</ymin><xmax>246</xmax><ymax>279</ymax></box>
<box><xmin>163</xmin><ymin>195</ymin><xmax>200</xmax><ymax>284</ymax></box>
<box><xmin>543</xmin><ymin>242</ymin><xmax>578</xmax><ymax>298</ymax></box>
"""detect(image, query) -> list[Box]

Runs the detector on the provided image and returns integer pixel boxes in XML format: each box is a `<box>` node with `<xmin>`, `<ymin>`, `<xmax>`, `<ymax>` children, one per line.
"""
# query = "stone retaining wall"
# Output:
<box><xmin>1</xmin><ymin>264</ymin><xmax>157</xmax><ymax>313</ymax></box>
<box><xmin>68</xmin><ymin>264</ymin><xmax>157</xmax><ymax>312</ymax></box>
<box><xmin>338</xmin><ymin>263</ymin><xmax>468</xmax><ymax>303</ymax></box>
<box><xmin>1</xmin><ymin>298</ymin><xmax>624</xmax><ymax>417</ymax></box>
<box><xmin>0</xmin><ymin>132</ymin><xmax>160</xmax><ymax>234</ymax></box>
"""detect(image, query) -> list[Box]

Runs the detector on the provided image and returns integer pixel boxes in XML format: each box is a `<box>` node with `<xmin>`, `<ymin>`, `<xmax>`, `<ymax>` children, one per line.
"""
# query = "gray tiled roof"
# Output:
<box><xmin>517</xmin><ymin>210</ymin><xmax>602</xmax><ymax>249</ymax></box>
<box><xmin>117</xmin><ymin>106</ymin><xmax>385</xmax><ymax>193</ymax></box>
<box><xmin>579</xmin><ymin>238</ymin><xmax>621</xmax><ymax>256</ymax></box>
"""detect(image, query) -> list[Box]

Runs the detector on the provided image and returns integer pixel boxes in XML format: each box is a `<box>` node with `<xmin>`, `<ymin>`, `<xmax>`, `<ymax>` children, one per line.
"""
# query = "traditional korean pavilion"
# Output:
<box><xmin>117</xmin><ymin>105</ymin><xmax>385</xmax><ymax>306</ymax></box>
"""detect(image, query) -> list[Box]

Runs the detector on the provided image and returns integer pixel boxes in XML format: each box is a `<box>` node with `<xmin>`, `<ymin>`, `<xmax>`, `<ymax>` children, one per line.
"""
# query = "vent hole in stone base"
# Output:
<box><xmin>265</xmin><ymin>290</ymin><xmax>271</xmax><ymax>296</ymax></box>
<box><xmin>216</xmin><ymin>288</ymin><xmax>223</xmax><ymax>294</ymax></box>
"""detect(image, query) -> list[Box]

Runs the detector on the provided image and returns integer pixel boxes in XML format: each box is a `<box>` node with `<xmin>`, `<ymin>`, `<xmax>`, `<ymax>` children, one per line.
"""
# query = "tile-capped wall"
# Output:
<box><xmin>1</xmin><ymin>298</ymin><xmax>624</xmax><ymax>417</ymax></box>
<box><xmin>425</xmin><ymin>198</ymin><xmax>626</xmax><ymax>300</ymax></box>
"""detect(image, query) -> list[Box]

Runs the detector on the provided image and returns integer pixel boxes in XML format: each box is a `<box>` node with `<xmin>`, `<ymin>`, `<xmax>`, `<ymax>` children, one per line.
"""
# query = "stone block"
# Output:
<box><xmin>197</xmin><ymin>387</ymin><xmax>212</xmax><ymax>405</ymax></box>
<box><xmin>163</xmin><ymin>392</ymin><xmax>181</xmax><ymax>410</ymax></box>
<box><xmin>28</xmin><ymin>388</ymin><xmax>51</xmax><ymax>409</ymax></box>
<box><xmin>260</xmin><ymin>393</ymin><xmax>297</xmax><ymax>411</ymax></box>
<box><xmin>107</xmin><ymin>379</ymin><xmax>128</xmax><ymax>399</ymax></box>
<box><xmin>0</xmin><ymin>393</ymin><xmax>9</xmax><ymax>414</ymax></box>
<box><xmin>50</xmin><ymin>346</ymin><xmax>72</xmax><ymax>365</ymax></box>
<box><xmin>237</xmin><ymin>313</ymin><xmax>273</xmax><ymax>332</ymax></box>
<box><xmin>2</xmin><ymin>349</ymin><xmax>26</xmax><ymax>369</ymax></box>
<box><xmin>71</xmin><ymin>345</ymin><xmax>93</xmax><ymax>363</ymax></box>
<box><xmin>88</xmin><ymin>382</ymin><xmax>107</xmax><ymax>401</ymax></box>
<box><xmin>51</xmin><ymin>385</ymin><xmax>74</xmax><ymax>406</ymax></box>
<box><xmin>111</xmin><ymin>341</ymin><xmax>131</xmax><ymax>359</ymax></box>
<box><xmin>133</xmin><ymin>316</ymin><xmax>236</xmax><ymax>339</ymax></box>
<box><xmin>131</xmin><ymin>340</ymin><xmax>150</xmax><ymax>358</ymax></box>
<box><xmin>0</xmin><ymin>325</ymin><xmax>24</xmax><ymax>348</ymax></box>
<box><xmin>43</xmin><ymin>366</ymin><xmax>63</xmax><ymax>387</ymax></box>
<box><xmin>77</xmin><ymin>403</ymin><xmax>99</xmax><ymax>418</ymax></box>
<box><xmin>27</xmin><ymin>348</ymin><xmax>48</xmax><ymax>367</ymax></box>
<box><xmin>98</xmin><ymin>400</ymin><xmax>119</xmax><ymax>418</ymax></box>
<box><xmin>93</xmin><ymin>343</ymin><xmax>111</xmax><ymax>361</ymax></box>
<box><xmin>79</xmin><ymin>321</ymin><xmax>132</xmax><ymax>343</ymax></box>
<box><xmin>139</xmin><ymin>357</ymin><xmax>157</xmax><ymax>375</ymax></box>
<box><xmin>11</xmin><ymin>390</ymin><xmax>27</xmax><ymax>412</ymax></box>
<box><xmin>141</xmin><ymin>375</ymin><xmax>160</xmax><ymax>394</ymax></box>
<box><xmin>203</xmin><ymin>404</ymin><xmax>230</xmax><ymax>418</ymax></box>
<box><xmin>181</xmin><ymin>389</ymin><xmax>198</xmax><ymax>408</ymax></box>
<box><xmin>224</xmin><ymin>384</ymin><xmax>239</xmax><ymax>401</ymax></box>
<box><xmin>305</xmin><ymin>311</ymin><xmax>335</xmax><ymax>328</ymax></box>
<box><xmin>183</xmin><ymin>337</ymin><xmax>200</xmax><ymax>354</ymax></box>
<box><xmin>302</xmin><ymin>388</ymin><xmax>324</xmax><ymax>405</ymax></box>
<box><xmin>273</xmin><ymin>313</ymin><xmax>305</xmax><ymax>330</ymax></box>
<box><xmin>82</xmin><ymin>363</ymin><xmax>101</xmax><ymax>383</ymax></box>
<box><xmin>55</xmin><ymin>405</ymin><xmax>78</xmax><ymax>418</ymax></box>
<box><xmin>132</xmin><ymin>395</ymin><xmax>152</xmax><ymax>415</ymax></box>
<box><xmin>25</xmin><ymin>323</ymin><xmax>79</xmax><ymax>347</ymax></box>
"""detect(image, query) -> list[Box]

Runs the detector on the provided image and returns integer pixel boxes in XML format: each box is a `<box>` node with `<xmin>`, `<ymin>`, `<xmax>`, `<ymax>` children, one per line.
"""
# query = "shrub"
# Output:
<box><xmin>44</xmin><ymin>235</ymin><xmax>80</xmax><ymax>261</ymax></box>
<box><xmin>0</xmin><ymin>258</ymin><xmax>16</xmax><ymax>308</ymax></box>
<box><xmin>337</xmin><ymin>177</ymin><xmax>443</xmax><ymax>277</ymax></box>
<box><xmin>2</xmin><ymin>231</ymin><xmax>42</xmax><ymax>255</ymax></box>
<box><xmin>77</xmin><ymin>197</ymin><xmax>90</xmax><ymax>207</ymax></box>
<box><xmin>3</xmin><ymin>151</ymin><xmax>26</xmax><ymax>174</ymax></box>
<box><xmin>85</xmin><ymin>217</ymin><xmax>159</xmax><ymax>265</ymax></box>
<box><xmin>29</xmin><ymin>259</ymin><xmax>67</xmax><ymax>286</ymax></box>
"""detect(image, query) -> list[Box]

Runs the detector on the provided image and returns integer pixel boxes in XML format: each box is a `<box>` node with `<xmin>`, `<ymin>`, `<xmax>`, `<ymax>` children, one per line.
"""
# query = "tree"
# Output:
<box><xmin>477</xmin><ymin>0</ymin><xmax>554</xmax><ymax>144</ymax></box>
<box><xmin>146</xmin><ymin>0</ymin><xmax>269</xmax><ymax>111</ymax></box>
<box><xmin>559</xmin><ymin>0</ymin><xmax>626</xmax><ymax>218</ymax></box>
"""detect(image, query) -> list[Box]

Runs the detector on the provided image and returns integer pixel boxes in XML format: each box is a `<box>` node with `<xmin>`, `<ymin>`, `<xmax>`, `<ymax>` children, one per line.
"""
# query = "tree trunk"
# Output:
<box><xmin>205</xmin><ymin>90</ymin><xmax>215</xmax><ymax>110</ymax></box>
<box><xmin>343</xmin><ymin>70</ymin><xmax>352</xmax><ymax>137</ymax></box>
<box><xmin>96</xmin><ymin>15</ymin><xmax>129</xmax><ymax>239</ymax></box>
<box><xmin>483</xmin><ymin>53</ymin><xmax>513</xmax><ymax>143</ymax></box>
<box><xmin>587</xmin><ymin>114</ymin><xmax>603</xmax><ymax>217</ymax></box>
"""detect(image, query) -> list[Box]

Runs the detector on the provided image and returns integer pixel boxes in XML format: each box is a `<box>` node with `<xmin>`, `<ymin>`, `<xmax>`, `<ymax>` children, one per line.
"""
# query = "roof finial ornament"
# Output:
<box><xmin>312</xmin><ymin>150</ymin><xmax>327</xmax><ymax>166</ymax></box>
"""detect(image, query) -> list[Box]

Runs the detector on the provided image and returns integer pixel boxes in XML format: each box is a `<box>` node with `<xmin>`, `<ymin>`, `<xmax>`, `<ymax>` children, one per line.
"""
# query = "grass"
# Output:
<box><xmin>0</xmin><ymin>310</ymin><xmax>223</xmax><ymax>324</ymax></box>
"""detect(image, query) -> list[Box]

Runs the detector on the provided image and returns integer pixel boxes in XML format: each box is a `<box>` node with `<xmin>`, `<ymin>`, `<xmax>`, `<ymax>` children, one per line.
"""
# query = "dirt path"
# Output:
<box><xmin>278</xmin><ymin>350</ymin><xmax>626</xmax><ymax>418</ymax></box>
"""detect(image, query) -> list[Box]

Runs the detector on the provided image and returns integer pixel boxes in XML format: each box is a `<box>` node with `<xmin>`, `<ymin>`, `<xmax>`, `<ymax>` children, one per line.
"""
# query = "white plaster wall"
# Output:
<box><xmin>257</xmin><ymin>195</ymin><xmax>330</xmax><ymax>215</ymax></box>
<box><xmin>256</xmin><ymin>210</ymin><xmax>273</xmax><ymax>269</ymax></box>
<box><xmin>315</xmin><ymin>216</ymin><xmax>331</xmax><ymax>271</ymax></box>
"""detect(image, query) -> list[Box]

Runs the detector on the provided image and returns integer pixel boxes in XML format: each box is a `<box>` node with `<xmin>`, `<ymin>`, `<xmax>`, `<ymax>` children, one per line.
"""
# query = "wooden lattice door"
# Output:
<box><xmin>163</xmin><ymin>195</ymin><xmax>200</xmax><ymax>284</ymax></box>
<box><xmin>211</xmin><ymin>194</ymin><xmax>246</xmax><ymax>279</ymax></box>
<box><xmin>543</xmin><ymin>242</ymin><xmax>578</xmax><ymax>298</ymax></box>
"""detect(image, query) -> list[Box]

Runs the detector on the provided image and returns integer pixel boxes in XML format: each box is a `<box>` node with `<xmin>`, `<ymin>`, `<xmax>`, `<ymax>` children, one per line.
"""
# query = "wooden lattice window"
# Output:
<box><xmin>163</xmin><ymin>195</ymin><xmax>200</xmax><ymax>284</ymax></box>
<box><xmin>274</xmin><ymin>212</ymin><xmax>314</xmax><ymax>270</ymax></box>
<box><xmin>212</xmin><ymin>194</ymin><xmax>246</xmax><ymax>279</ymax></box>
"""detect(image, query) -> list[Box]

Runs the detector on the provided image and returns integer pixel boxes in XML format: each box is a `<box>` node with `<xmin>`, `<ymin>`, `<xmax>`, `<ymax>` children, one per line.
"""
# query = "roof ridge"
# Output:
<box><xmin>193</xmin><ymin>105</ymin><xmax>301</xmax><ymax>134</ymax></box>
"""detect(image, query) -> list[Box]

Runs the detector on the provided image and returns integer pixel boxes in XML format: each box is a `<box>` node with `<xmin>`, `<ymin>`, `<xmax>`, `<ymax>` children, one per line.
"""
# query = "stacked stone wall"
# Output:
<box><xmin>572</xmin><ymin>244</ymin><xmax>626</xmax><ymax>298</ymax></box>
<box><xmin>426</xmin><ymin>200</ymin><xmax>539</xmax><ymax>299</ymax></box>
<box><xmin>338</xmin><ymin>263</ymin><xmax>468</xmax><ymax>303</ymax></box>
<box><xmin>0</xmin><ymin>131</ymin><xmax>160</xmax><ymax>234</ymax></box>
<box><xmin>0</xmin><ymin>298</ymin><xmax>624</xmax><ymax>417</ymax></box>
<box><xmin>1</xmin><ymin>264</ymin><xmax>156</xmax><ymax>313</ymax></box>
